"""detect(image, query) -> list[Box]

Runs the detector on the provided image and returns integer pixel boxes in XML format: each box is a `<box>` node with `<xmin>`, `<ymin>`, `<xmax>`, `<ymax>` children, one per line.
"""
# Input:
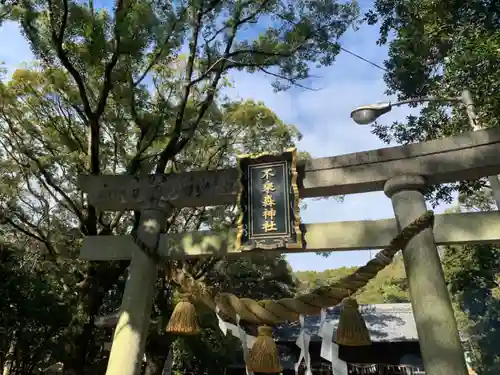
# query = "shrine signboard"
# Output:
<box><xmin>235</xmin><ymin>148</ymin><xmax>303</xmax><ymax>251</ymax></box>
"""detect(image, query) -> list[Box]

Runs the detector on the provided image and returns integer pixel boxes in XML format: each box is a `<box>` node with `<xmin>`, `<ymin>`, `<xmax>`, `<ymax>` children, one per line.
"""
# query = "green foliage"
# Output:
<box><xmin>294</xmin><ymin>255</ymin><xmax>409</xmax><ymax>304</ymax></box>
<box><xmin>168</xmin><ymin>254</ymin><xmax>297</xmax><ymax>374</ymax></box>
<box><xmin>0</xmin><ymin>0</ymin><xmax>359</xmax><ymax>373</ymax></box>
<box><xmin>366</xmin><ymin>2</ymin><xmax>500</xmax><ymax>372</ymax></box>
<box><xmin>442</xmin><ymin>240</ymin><xmax>500</xmax><ymax>374</ymax></box>
<box><xmin>0</xmin><ymin>243</ymin><xmax>73</xmax><ymax>374</ymax></box>
<box><xmin>170</xmin><ymin>310</ymin><xmax>241</xmax><ymax>375</ymax></box>
<box><xmin>365</xmin><ymin>0</ymin><xmax>500</xmax><ymax>206</ymax></box>
<box><xmin>0</xmin><ymin>66</ymin><xmax>303</xmax><ymax>373</ymax></box>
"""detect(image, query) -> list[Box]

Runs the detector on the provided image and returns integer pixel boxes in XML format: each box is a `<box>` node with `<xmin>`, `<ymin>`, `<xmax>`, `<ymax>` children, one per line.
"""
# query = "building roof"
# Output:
<box><xmin>275</xmin><ymin>303</ymin><xmax>419</xmax><ymax>342</ymax></box>
<box><xmin>97</xmin><ymin>303</ymin><xmax>420</xmax><ymax>342</ymax></box>
<box><xmin>97</xmin><ymin>302</ymin><xmax>467</xmax><ymax>344</ymax></box>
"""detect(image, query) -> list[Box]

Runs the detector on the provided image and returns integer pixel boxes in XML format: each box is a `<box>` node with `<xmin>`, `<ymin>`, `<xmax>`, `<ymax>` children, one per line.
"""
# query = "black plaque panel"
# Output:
<box><xmin>235</xmin><ymin>148</ymin><xmax>303</xmax><ymax>250</ymax></box>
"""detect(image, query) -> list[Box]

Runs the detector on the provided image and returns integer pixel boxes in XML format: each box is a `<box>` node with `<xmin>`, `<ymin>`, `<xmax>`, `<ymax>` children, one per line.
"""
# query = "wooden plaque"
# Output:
<box><xmin>235</xmin><ymin>148</ymin><xmax>303</xmax><ymax>251</ymax></box>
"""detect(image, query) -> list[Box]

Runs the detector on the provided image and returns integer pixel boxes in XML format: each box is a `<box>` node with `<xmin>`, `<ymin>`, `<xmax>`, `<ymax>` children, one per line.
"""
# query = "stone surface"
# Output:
<box><xmin>80</xmin><ymin>211</ymin><xmax>500</xmax><ymax>260</ymax></box>
<box><xmin>104</xmin><ymin>208</ymin><xmax>167</xmax><ymax>375</ymax></box>
<box><xmin>385</xmin><ymin>176</ymin><xmax>468</xmax><ymax>375</ymax></box>
<box><xmin>78</xmin><ymin>128</ymin><xmax>500</xmax><ymax>210</ymax></box>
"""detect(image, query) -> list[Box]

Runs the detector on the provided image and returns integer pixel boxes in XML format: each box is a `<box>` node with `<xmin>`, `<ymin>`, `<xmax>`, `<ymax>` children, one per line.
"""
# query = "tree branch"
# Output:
<box><xmin>4</xmin><ymin>217</ymin><xmax>45</xmax><ymax>244</ymax></box>
<box><xmin>159</xmin><ymin>5</ymin><xmax>242</xmax><ymax>171</ymax></box>
<box><xmin>156</xmin><ymin>7</ymin><xmax>204</xmax><ymax>172</ymax></box>
<box><xmin>47</xmin><ymin>0</ymin><xmax>93</xmax><ymax>121</ymax></box>
<box><xmin>95</xmin><ymin>0</ymin><xmax>125</xmax><ymax>120</ymax></box>
<box><xmin>133</xmin><ymin>8</ymin><xmax>187</xmax><ymax>87</ymax></box>
<box><xmin>12</xmin><ymin>138</ymin><xmax>87</xmax><ymax>229</ymax></box>
<box><xmin>257</xmin><ymin>66</ymin><xmax>321</xmax><ymax>91</ymax></box>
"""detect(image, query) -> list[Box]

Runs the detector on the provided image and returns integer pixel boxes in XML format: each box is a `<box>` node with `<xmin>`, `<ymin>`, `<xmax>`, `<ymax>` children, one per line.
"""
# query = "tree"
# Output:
<box><xmin>365</xmin><ymin>4</ymin><xmax>500</xmax><ymax>372</ymax></box>
<box><xmin>294</xmin><ymin>254</ymin><xmax>410</xmax><ymax>304</ymax></box>
<box><xmin>0</xmin><ymin>233</ymin><xmax>298</xmax><ymax>375</ymax></box>
<box><xmin>441</xmin><ymin>203</ymin><xmax>500</xmax><ymax>375</ymax></box>
<box><xmin>364</xmin><ymin>0</ymin><xmax>500</xmax><ymax>206</ymax></box>
<box><xmin>0</xmin><ymin>66</ymin><xmax>303</xmax><ymax>375</ymax></box>
<box><xmin>0</xmin><ymin>237</ymin><xmax>72</xmax><ymax>375</ymax></box>
<box><xmin>0</xmin><ymin>1</ymin><xmax>360</xmax><ymax>373</ymax></box>
<box><xmin>169</xmin><ymin>253</ymin><xmax>298</xmax><ymax>375</ymax></box>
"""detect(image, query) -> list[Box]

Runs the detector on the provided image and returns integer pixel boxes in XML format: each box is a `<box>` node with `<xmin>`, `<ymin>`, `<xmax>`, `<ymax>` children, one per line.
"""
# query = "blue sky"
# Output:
<box><xmin>0</xmin><ymin>1</ymin><xmax>455</xmax><ymax>271</ymax></box>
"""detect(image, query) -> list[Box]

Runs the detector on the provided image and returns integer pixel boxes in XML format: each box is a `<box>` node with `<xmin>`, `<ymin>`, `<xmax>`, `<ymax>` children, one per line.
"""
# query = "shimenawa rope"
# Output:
<box><xmin>172</xmin><ymin>210</ymin><xmax>434</xmax><ymax>325</ymax></box>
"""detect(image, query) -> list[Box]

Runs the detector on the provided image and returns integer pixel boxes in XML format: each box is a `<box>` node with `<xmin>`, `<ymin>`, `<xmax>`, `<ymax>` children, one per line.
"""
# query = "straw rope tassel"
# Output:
<box><xmin>166</xmin><ymin>294</ymin><xmax>200</xmax><ymax>335</ymax></box>
<box><xmin>247</xmin><ymin>325</ymin><xmax>281</xmax><ymax>373</ymax></box>
<box><xmin>336</xmin><ymin>297</ymin><xmax>371</xmax><ymax>346</ymax></box>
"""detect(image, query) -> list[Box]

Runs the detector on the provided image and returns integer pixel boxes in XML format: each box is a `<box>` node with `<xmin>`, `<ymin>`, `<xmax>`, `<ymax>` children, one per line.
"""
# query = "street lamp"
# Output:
<box><xmin>350</xmin><ymin>90</ymin><xmax>500</xmax><ymax>209</ymax></box>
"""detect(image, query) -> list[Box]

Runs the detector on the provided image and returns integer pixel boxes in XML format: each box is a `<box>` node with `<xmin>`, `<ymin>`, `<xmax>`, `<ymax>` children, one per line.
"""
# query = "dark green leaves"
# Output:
<box><xmin>367</xmin><ymin>0</ymin><xmax>500</xmax><ymax>204</ymax></box>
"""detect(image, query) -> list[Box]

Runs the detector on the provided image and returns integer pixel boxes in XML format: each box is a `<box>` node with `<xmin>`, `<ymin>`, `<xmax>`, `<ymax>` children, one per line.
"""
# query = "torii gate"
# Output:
<box><xmin>78</xmin><ymin>127</ymin><xmax>500</xmax><ymax>375</ymax></box>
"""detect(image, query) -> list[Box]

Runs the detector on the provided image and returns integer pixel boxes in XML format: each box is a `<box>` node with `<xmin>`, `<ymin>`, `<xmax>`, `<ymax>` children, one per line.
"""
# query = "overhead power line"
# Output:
<box><xmin>339</xmin><ymin>46</ymin><xmax>389</xmax><ymax>73</ymax></box>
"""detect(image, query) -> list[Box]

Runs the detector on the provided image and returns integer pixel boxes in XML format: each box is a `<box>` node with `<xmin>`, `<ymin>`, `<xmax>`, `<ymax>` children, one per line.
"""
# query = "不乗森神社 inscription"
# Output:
<box><xmin>235</xmin><ymin>148</ymin><xmax>303</xmax><ymax>250</ymax></box>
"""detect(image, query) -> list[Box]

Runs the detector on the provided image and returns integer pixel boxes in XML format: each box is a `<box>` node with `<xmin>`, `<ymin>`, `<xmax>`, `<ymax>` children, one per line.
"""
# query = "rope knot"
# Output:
<box><xmin>343</xmin><ymin>297</ymin><xmax>359</xmax><ymax>309</ymax></box>
<box><xmin>257</xmin><ymin>325</ymin><xmax>273</xmax><ymax>337</ymax></box>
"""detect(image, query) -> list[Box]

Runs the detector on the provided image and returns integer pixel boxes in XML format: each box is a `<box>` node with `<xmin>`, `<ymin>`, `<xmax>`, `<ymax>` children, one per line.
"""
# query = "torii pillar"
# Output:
<box><xmin>104</xmin><ymin>207</ymin><xmax>171</xmax><ymax>375</ymax></box>
<box><xmin>384</xmin><ymin>175</ymin><xmax>468</xmax><ymax>375</ymax></box>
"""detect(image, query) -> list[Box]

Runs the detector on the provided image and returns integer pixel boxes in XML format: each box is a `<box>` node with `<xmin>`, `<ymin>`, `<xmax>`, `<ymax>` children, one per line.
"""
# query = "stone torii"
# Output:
<box><xmin>78</xmin><ymin>127</ymin><xmax>500</xmax><ymax>375</ymax></box>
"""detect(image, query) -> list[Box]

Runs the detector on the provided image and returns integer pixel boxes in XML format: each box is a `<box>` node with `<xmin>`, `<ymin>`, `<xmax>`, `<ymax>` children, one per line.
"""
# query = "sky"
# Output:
<box><xmin>0</xmin><ymin>1</ymin><xmax>456</xmax><ymax>271</ymax></box>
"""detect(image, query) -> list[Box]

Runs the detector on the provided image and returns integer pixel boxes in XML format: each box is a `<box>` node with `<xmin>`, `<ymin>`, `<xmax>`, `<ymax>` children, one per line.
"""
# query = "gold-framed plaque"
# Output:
<box><xmin>235</xmin><ymin>148</ymin><xmax>303</xmax><ymax>251</ymax></box>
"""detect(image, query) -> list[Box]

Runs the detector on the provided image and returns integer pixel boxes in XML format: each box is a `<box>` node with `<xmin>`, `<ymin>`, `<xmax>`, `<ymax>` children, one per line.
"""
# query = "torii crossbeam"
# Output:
<box><xmin>78</xmin><ymin>127</ymin><xmax>500</xmax><ymax>375</ymax></box>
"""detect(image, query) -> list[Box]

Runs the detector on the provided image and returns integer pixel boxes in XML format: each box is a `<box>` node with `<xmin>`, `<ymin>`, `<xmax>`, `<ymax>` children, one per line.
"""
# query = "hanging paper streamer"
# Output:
<box><xmin>318</xmin><ymin>308</ymin><xmax>328</xmax><ymax>337</ymax></box>
<box><xmin>236</xmin><ymin>313</ymin><xmax>255</xmax><ymax>375</ymax></box>
<box><xmin>216</xmin><ymin>306</ymin><xmax>228</xmax><ymax>336</ymax></box>
<box><xmin>294</xmin><ymin>314</ymin><xmax>312</xmax><ymax>375</ymax></box>
<box><xmin>318</xmin><ymin>308</ymin><xmax>348</xmax><ymax>375</ymax></box>
<box><xmin>215</xmin><ymin>307</ymin><xmax>255</xmax><ymax>375</ymax></box>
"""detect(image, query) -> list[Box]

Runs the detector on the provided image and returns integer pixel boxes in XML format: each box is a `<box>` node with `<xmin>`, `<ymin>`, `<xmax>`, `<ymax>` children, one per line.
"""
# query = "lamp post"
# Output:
<box><xmin>350</xmin><ymin>90</ymin><xmax>500</xmax><ymax>209</ymax></box>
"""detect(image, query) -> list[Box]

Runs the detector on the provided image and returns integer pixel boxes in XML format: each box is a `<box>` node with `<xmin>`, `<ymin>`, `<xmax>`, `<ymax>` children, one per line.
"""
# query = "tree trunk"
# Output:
<box><xmin>143</xmin><ymin>356</ymin><xmax>165</xmax><ymax>375</ymax></box>
<box><xmin>143</xmin><ymin>334</ymin><xmax>172</xmax><ymax>375</ymax></box>
<box><xmin>62</xmin><ymin>261</ymin><xmax>129</xmax><ymax>375</ymax></box>
<box><xmin>62</xmin><ymin>319</ymin><xmax>98</xmax><ymax>375</ymax></box>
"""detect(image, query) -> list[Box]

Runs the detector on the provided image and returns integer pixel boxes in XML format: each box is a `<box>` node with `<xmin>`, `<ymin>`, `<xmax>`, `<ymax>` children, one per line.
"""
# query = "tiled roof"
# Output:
<box><xmin>97</xmin><ymin>303</ymin><xmax>419</xmax><ymax>342</ymax></box>
<box><xmin>275</xmin><ymin>303</ymin><xmax>419</xmax><ymax>342</ymax></box>
<box><xmin>97</xmin><ymin>303</ymin><xmax>467</xmax><ymax>343</ymax></box>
